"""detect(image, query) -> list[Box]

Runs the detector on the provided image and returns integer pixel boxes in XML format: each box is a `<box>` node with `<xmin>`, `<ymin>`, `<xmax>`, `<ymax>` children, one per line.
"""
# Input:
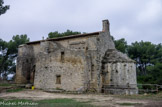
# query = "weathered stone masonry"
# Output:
<box><xmin>15</xmin><ymin>20</ymin><xmax>138</xmax><ymax>94</ymax></box>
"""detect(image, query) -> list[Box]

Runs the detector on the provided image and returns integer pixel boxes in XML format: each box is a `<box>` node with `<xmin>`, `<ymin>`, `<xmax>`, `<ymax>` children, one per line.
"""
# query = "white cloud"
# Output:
<box><xmin>137</xmin><ymin>0</ymin><xmax>162</xmax><ymax>23</ymax></box>
<box><xmin>113</xmin><ymin>27</ymin><xmax>133</xmax><ymax>37</ymax></box>
<box><xmin>0</xmin><ymin>0</ymin><xmax>162</xmax><ymax>44</ymax></box>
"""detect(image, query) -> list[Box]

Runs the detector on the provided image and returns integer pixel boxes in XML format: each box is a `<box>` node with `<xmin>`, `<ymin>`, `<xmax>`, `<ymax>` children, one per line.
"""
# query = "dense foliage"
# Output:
<box><xmin>114</xmin><ymin>38</ymin><xmax>127</xmax><ymax>53</ymax></box>
<box><xmin>0</xmin><ymin>0</ymin><xmax>9</xmax><ymax>15</ymax></box>
<box><xmin>0</xmin><ymin>35</ymin><xmax>29</xmax><ymax>80</ymax></box>
<box><xmin>48</xmin><ymin>30</ymin><xmax>81</xmax><ymax>38</ymax></box>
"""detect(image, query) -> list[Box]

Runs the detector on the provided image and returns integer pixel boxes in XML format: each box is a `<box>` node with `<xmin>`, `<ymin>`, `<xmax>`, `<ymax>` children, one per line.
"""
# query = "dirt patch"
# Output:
<box><xmin>0</xmin><ymin>89</ymin><xmax>161</xmax><ymax>107</ymax></box>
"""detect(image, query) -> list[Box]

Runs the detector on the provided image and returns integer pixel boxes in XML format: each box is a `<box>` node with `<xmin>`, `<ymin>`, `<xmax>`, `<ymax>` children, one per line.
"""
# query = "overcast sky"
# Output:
<box><xmin>0</xmin><ymin>0</ymin><xmax>162</xmax><ymax>44</ymax></box>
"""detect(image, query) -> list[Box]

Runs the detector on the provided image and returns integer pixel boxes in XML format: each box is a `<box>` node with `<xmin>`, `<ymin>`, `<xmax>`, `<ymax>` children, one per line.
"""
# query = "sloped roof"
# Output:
<box><xmin>102</xmin><ymin>49</ymin><xmax>135</xmax><ymax>63</ymax></box>
<box><xmin>26</xmin><ymin>31</ymin><xmax>101</xmax><ymax>45</ymax></box>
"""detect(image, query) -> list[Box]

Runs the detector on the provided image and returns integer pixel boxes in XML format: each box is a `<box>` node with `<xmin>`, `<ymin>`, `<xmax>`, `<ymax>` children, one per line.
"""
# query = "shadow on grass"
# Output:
<box><xmin>0</xmin><ymin>83</ymin><xmax>14</xmax><ymax>87</ymax></box>
<box><xmin>117</xmin><ymin>102</ymin><xmax>142</xmax><ymax>106</ymax></box>
<box><xmin>0</xmin><ymin>98</ymin><xmax>95</xmax><ymax>107</ymax></box>
<box><xmin>6</xmin><ymin>88</ymin><xmax>23</xmax><ymax>93</ymax></box>
<box><xmin>114</xmin><ymin>92</ymin><xmax>162</xmax><ymax>100</ymax></box>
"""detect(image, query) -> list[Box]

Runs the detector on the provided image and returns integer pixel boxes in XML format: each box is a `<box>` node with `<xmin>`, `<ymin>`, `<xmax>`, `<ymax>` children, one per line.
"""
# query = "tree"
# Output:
<box><xmin>0</xmin><ymin>35</ymin><xmax>29</xmax><ymax>80</ymax></box>
<box><xmin>154</xmin><ymin>43</ymin><xmax>162</xmax><ymax>63</ymax></box>
<box><xmin>48</xmin><ymin>30</ymin><xmax>81</xmax><ymax>38</ymax></box>
<box><xmin>0</xmin><ymin>0</ymin><xmax>9</xmax><ymax>15</ymax></box>
<box><xmin>114</xmin><ymin>38</ymin><xmax>127</xmax><ymax>53</ymax></box>
<box><xmin>146</xmin><ymin>63</ymin><xmax>162</xmax><ymax>85</ymax></box>
<box><xmin>126</xmin><ymin>41</ymin><xmax>162</xmax><ymax>85</ymax></box>
<box><xmin>138</xmin><ymin>63</ymin><xmax>162</xmax><ymax>85</ymax></box>
<box><xmin>8</xmin><ymin>35</ymin><xmax>30</xmax><ymax>56</ymax></box>
<box><xmin>127</xmin><ymin>41</ymin><xmax>156</xmax><ymax>75</ymax></box>
<box><xmin>0</xmin><ymin>39</ymin><xmax>8</xmax><ymax>79</ymax></box>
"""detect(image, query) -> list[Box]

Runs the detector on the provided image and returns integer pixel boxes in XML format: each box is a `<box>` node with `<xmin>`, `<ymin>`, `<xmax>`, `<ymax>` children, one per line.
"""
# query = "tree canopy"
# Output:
<box><xmin>48</xmin><ymin>30</ymin><xmax>81</xmax><ymax>38</ymax></box>
<box><xmin>0</xmin><ymin>0</ymin><xmax>9</xmax><ymax>15</ymax></box>
<box><xmin>114</xmin><ymin>38</ymin><xmax>127</xmax><ymax>53</ymax></box>
<box><xmin>0</xmin><ymin>35</ymin><xmax>29</xmax><ymax>80</ymax></box>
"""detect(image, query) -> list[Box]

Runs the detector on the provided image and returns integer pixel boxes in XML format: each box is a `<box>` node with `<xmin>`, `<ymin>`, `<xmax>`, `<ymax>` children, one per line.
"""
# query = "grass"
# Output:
<box><xmin>118</xmin><ymin>102</ymin><xmax>142</xmax><ymax>106</ymax></box>
<box><xmin>0</xmin><ymin>98</ymin><xmax>95</xmax><ymax>107</ymax></box>
<box><xmin>37</xmin><ymin>99</ymin><xmax>95</xmax><ymax>107</ymax></box>
<box><xmin>114</xmin><ymin>91</ymin><xmax>162</xmax><ymax>100</ymax></box>
<box><xmin>0</xmin><ymin>99</ymin><xmax>36</xmax><ymax>107</ymax></box>
<box><xmin>0</xmin><ymin>83</ymin><xmax>13</xmax><ymax>87</ymax></box>
<box><xmin>0</xmin><ymin>83</ymin><xmax>24</xmax><ymax>93</ymax></box>
<box><xmin>6</xmin><ymin>88</ymin><xmax>23</xmax><ymax>92</ymax></box>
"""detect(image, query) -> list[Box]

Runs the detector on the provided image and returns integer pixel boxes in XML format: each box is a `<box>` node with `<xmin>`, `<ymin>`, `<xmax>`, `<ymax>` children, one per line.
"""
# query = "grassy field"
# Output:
<box><xmin>6</xmin><ymin>88</ymin><xmax>23</xmax><ymax>92</ymax></box>
<box><xmin>0</xmin><ymin>83</ymin><xmax>162</xmax><ymax>107</ymax></box>
<box><xmin>0</xmin><ymin>98</ymin><xmax>95</xmax><ymax>107</ymax></box>
<box><xmin>0</xmin><ymin>83</ymin><xmax>15</xmax><ymax>87</ymax></box>
<box><xmin>115</xmin><ymin>91</ymin><xmax>162</xmax><ymax>100</ymax></box>
<box><xmin>117</xmin><ymin>102</ymin><xmax>142</xmax><ymax>106</ymax></box>
<box><xmin>0</xmin><ymin>83</ymin><xmax>24</xmax><ymax>93</ymax></box>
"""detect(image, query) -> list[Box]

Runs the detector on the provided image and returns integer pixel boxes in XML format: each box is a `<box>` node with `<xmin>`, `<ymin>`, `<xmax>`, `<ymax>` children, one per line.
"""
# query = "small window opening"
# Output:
<box><xmin>127</xmin><ymin>83</ymin><xmax>130</xmax><ymax>87</ymax></box>
<box><xmin>45</xmin><ymin>66</ymin><xmax>48</xmax><ymax>69</ymax></box>
<box><xmin>97</xmin><ymin>38</ymin><xmax>100</xmax><ymax>41</ymax></box>
<box><xmin>56</xmin><ymin>75</ymin><xmax>61</xmax><ymax>84</ymax></box>
<box><xmin>61</xmin><ymin>51</ymin><xmax>65</xmax><ymax>62</ymax></box>
<box><xmin>47</xmin><ymin>48</ymin><xmax>49</xmax><ymax>53</ymax></box>
<box><xmin>26</xmin><ymin>59</ymin><xmax>29</xmax><ymax>63</ymax></box>
<box><xmin>86</xmin><ymin>47</ymin><xmax>88</xmax><ymax>50</ymax></box>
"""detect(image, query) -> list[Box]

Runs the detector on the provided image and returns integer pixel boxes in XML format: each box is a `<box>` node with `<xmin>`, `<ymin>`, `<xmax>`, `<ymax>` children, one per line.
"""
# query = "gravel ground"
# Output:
<box><xmin>0</xmin><ymin>89</ymin><xmax>162</xmax><ymax>107</ymax></box>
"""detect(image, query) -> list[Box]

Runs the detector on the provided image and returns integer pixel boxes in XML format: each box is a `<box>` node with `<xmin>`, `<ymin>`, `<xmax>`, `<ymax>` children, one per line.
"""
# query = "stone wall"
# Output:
<box><xmin>15</xmin><ymin>44</ymin><xmax>34</xmax><ymax>83</ymax></box>
<box><xmin>15</xmin><ymin>19</ymin><xmax>138</xmax><ymax>94</ymax></box>
<box><xmin>88</xmin><ymin>20</ymin><xmax>116</xmax><ymax>92</ymax></box>
<box><xmin>33</xmin><ymin>34</ymin><xmax>101</xmax><ymax>91</ymax></box>
<box><xmin>34</xmin><ymin>47</ymin><xmax>86</xmax><ymax>91</ymax></box>
<box><xmin>101</xmin><ymin>49</ymin><xmax>138</xmax><ymax>94</ymax></box>
<box><xmin>95</xmin><ymin>31</ymin><xmax>115</xmax><ymax>92</ymax></box>
<box><xmin>15</xmin><ymin>43</ymin><xmax>41</xmax><ymax>84</ymax></box>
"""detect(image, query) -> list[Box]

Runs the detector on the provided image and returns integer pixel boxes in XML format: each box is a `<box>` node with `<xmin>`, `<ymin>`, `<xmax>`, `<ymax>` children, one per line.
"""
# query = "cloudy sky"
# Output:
<box><xmin>0</xmin><ymin>0</ymin><xmax>162</xmax><ymax>44</ymax></box>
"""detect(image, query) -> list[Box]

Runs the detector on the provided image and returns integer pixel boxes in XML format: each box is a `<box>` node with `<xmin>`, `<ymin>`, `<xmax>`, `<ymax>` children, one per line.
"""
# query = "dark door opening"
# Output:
<box><xmin>30</xmin><ymin>65</ymin><xmax>35</xmax><ymax>84</ymax></box>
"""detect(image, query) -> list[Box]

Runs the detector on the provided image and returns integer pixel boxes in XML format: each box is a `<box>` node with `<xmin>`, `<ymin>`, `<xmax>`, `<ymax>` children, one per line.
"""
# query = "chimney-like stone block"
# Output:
<box><xmin>102</xmin><ymin>20</ymin><xmax>110</xmax><ymax>32</ymax></box>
